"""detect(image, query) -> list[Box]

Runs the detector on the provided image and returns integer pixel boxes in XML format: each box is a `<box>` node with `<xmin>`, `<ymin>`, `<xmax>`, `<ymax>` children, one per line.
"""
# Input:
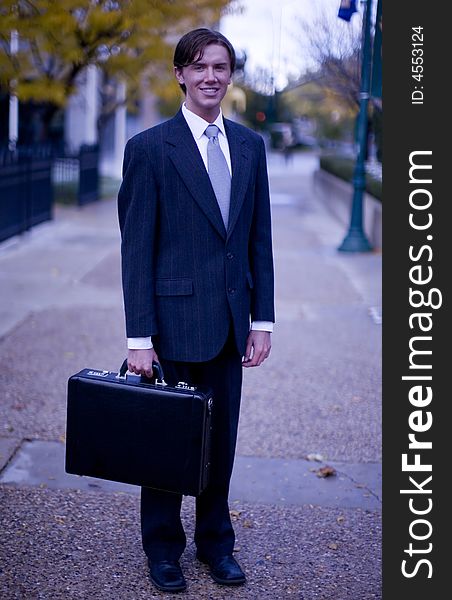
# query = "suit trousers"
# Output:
<box><xmin>140</xmin><ymin>328</ymin><xmax>243</xmax><ymax>561</ymax></box>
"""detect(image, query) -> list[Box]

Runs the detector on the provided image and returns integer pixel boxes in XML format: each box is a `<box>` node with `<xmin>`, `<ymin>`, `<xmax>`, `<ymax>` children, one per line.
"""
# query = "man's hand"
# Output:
<box><xmin>127</xmin><ymin>348</ymin><xmax>160</xmax><ymax>378</ymax></box>
<box><xmin>242</xmin><ymin>331</ymin><xmax>271</xmax><ymax>368</ymax></box>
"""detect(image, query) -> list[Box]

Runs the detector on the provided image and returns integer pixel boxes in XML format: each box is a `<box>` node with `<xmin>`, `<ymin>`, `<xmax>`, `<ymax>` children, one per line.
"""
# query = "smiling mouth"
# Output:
<box><xmin>200</xmin><ymin>88</ymin><xmax>219</xmax><ymax>94</ymax></box>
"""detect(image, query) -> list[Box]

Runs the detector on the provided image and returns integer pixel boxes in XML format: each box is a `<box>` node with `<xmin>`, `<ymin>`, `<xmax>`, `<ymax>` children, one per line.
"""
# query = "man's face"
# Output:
<box><xmin>174</xmin><ymin>43</ymin><xmax>232</xmax><ymax>122</ymax></box>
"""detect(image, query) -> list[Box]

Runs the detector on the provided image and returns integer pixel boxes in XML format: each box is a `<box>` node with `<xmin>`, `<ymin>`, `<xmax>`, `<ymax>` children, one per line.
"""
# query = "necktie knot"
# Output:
<box><xmin>205</xmin><ymin>124</ymin><xmax>220</xmax><ymax>140</ymax></box>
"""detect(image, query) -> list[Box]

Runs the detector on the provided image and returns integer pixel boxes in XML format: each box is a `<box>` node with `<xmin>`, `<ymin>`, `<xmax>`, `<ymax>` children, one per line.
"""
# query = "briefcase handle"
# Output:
<box><xmin>118</xmin><ymin>359</ymin><xmax>166</xmax><ymax>385</ymax></box>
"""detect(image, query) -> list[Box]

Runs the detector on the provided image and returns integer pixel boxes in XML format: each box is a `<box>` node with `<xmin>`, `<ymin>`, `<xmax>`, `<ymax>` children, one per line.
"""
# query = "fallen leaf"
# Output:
<box><xmin>337</xmin><ymin>516</ymin><xmax>345</xmax><ymax>524</ymax></box>
<box><xmin>328</xmin><ymin>542</ymin><xmax>338</xmax><ymax>550</ymax></box>
<box><xmin>242</xmin><ymin>520</ymin><xmax>253</xmax><ymax>528</ymax></box>
<box><xmin>306</xmin><ymin>453</ymin><xmax>324</xmax><ymax>462</ymax></box>
<box><xmin>316</xmin><ymin>466</ymin><xmax>337</xmax><ymax>478</ymax></box>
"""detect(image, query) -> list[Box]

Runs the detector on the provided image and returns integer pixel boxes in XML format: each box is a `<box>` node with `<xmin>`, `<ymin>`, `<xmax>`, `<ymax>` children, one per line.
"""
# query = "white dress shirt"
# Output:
<box><xmin>127</xmin><ymin>104</ymin><xmax>273</xmax><ymax>350</ymax></box>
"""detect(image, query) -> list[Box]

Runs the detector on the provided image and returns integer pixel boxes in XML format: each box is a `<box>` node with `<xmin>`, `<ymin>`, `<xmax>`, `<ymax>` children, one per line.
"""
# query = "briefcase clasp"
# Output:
<box><xmin>154</xmin><ymin>378</ymin><xmax>168</xmax><ymax>387</ymax></box>
<box><xmin>175</xmin><ymin>381</ymin><xmax>196</xmax><ymax>391</ymax></box>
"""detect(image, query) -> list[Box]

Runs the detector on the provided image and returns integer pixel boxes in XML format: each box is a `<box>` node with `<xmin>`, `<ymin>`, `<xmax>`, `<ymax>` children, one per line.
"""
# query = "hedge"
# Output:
<box><xmin>319</xmin><ymin>155</ymin><xmax>382</xmax><ymax>201</ymax></box>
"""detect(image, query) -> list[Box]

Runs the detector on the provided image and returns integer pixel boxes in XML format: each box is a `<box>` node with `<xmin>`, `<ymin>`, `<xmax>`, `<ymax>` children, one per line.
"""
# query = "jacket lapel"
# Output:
<box><xmin>224</xmin><ymin>119</ymin><xmax>251</xmax><ymax>238</ymax></box>
<box><xmin>166</xmin><ymin>111</ymin><xmax>226</xmax><ymax>239</ymax></box>
<box><xmin>165</xmin><ymin>111</ymin><xmax>252</xmax><ymax>240</ymax></box>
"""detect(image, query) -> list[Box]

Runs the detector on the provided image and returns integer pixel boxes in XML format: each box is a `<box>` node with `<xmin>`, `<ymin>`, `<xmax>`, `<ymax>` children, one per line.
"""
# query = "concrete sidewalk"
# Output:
<box><xmin>0</xmin><ymin>151</ymin><xmax>381</xmax><ymax>599</ymax></box>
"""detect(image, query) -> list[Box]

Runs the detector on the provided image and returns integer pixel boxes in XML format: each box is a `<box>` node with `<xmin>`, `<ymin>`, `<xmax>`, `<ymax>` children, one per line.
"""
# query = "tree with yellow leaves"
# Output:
<box><xmin>0</xmin><ymin>0</ymin><xmax>239</xmax><ymax>137</ymax></box>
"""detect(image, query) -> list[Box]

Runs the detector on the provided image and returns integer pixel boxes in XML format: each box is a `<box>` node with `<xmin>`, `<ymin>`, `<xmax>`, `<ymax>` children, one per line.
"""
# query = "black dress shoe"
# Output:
<box><xmin>148</xmin><ymin>560</ymin><xmax>187</xmax><ymax>593</ymax></box>
<box><xmin>197</xmin><ymin>554</ymin><xmax>246</xmax><ymax>585</ymax></box>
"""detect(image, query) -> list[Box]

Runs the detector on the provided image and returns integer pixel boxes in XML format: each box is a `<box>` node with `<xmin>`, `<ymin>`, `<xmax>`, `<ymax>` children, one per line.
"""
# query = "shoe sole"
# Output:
<box><xmin>209</xmin><ymin>573</ymin><xmax>246</xmax><ymax>586</ymax></box>
<box><xmin>197</xmin><ymin>556</ymin><xmax>246</xmax><ymax>586</ymax></box>
<box><xmin>149</xmin><ymin>575</ymin><xmax>187</xmax><ymax>593</ymax></box>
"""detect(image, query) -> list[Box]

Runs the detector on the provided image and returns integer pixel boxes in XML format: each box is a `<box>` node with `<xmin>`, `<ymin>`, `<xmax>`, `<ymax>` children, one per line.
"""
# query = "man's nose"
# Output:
<box><xmin>204</xmin><ymin>67</ymin><xmax>216</xmax><ymax>81</ymax></box>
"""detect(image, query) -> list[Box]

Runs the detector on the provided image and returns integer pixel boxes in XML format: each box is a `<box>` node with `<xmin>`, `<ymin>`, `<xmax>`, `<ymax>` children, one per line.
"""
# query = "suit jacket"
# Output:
<box><xmin>118</xmin><ymin>108</ymin><xmax>274</xmax><ymax>362</ymax></box>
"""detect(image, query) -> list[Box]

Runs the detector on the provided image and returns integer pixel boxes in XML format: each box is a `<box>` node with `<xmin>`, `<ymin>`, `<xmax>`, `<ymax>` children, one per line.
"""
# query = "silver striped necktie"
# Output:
<box><xmin>205</xmin><ymin>124</ymin><xmax>231</xmax><ymax>230</ymax></box>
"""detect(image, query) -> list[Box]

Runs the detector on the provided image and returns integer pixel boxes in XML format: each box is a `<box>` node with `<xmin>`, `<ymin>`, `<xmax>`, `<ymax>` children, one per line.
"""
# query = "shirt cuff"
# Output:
<box><xmin>127</xmin><ymin>337</ymin><xmax>153</xmax><ymax>350</ymax></box>
<box><xmin>251</xmin><ymin>321</ymin><xmax>274</xmax><ymax>332</ymax></box>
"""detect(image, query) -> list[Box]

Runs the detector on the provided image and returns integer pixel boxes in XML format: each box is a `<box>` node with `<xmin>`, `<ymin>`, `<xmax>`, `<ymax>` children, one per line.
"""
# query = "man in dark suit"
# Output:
<box><xmin>118</xmin><ymin>28</ymin><xmax>274</xmax><ymax>593</ymax></box>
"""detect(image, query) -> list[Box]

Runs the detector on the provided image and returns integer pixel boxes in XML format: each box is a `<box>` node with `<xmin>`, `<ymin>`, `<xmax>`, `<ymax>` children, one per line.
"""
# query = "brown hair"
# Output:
<box><xmin>174</xmin><ymin>28</ymin><xmax>236</xmax><ymax>93</ymax></box>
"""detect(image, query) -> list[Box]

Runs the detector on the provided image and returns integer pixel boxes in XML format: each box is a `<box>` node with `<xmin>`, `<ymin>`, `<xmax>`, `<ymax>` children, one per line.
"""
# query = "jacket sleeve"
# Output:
<box><xmin>248</xmin><ymin>137</ymin><xmax>275</xmax><ymax>323</ymax></box>
<box><xmin>117</xmin><ymin>136</ymin><xmax>159</xmax><ymax>338</ymax></box>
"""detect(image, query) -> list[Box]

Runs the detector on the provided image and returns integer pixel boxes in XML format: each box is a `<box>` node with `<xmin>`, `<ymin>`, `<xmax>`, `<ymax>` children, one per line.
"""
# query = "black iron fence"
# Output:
<box><xmin>0</xmin><ymin>145</ymin><xmax>53</xmax><ymax>243</ymax></box>
<box><xmin>53</xmin><ymin>155</ymin><xmax>79</xmax><ymax>183</ymax></box>
<box><xmin>52</xmin><ymin>144</ymin><xmax>99</xmax><ymax>206</ymax></box>
<box><xmin>1</xmin><ymin>143</ymin><xmax>100</xmax><ymax>243</ymax></box>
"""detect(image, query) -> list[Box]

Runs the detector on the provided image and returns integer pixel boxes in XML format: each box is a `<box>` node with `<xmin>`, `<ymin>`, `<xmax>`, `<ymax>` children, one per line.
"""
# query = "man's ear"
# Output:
<box><xmin>174</xmin><ymin>66</ymin><xmax>184</xmax><ymax>85</ymax></box>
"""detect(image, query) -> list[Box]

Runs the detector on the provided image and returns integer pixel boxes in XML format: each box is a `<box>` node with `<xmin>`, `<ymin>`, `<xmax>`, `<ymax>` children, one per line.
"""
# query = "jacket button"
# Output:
<box><xmin>228</xmin><ymin>287</ymin><xmax>236</xmax><ymax>294</ymax></box>
<box><xmin>226</xmin><ymin>252</ymin><xmax>234</xmax><ymax>260</ymax></box>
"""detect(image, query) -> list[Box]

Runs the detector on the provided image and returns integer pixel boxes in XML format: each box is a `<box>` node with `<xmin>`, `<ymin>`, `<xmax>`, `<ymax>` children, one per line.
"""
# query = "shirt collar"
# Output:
<box><xmin>182</xmin><ymin>103</ymin><xmax>226</xmax><ymax>140</ymax></box>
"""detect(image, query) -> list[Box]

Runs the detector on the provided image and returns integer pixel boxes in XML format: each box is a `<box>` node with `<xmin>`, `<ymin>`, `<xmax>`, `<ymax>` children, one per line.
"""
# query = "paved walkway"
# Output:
<box><xmin>0</xmin><ymin>151</ymin><xmax>381</xmax><ymax>599</ymax></box>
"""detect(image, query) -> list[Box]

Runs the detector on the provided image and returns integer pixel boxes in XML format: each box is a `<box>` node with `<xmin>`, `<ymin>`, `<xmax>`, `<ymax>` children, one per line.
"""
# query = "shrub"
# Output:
<box><xmin>319</xmin><ymin>155</ymin><xmax>381</xmax><ymax>201</ymax></box>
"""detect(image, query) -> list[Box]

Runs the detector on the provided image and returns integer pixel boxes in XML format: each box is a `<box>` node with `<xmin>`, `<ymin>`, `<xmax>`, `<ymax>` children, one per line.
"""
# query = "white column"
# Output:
<box><xmin>65</xmin><ymin>66</ymin><xmax>100</xmax><ymax>152</ymax></box>
<box><xmin>113</xmin><ymin>80</ymin><xmax>127</xmax><ymax>177</ymax></box>
<box><xmin>140</xmin><ymin>89</ymin><xmax>161</xmax><ymax>130</ymax></box>
<box><xmin>8</xmin><ymin>30</ymin><xmax>19</xmax><ymax>149</ymax></box>
<box><xmin>84</xmin><ymin>64</ymin><xmax>98</xmax><ymax>145</ymax></box>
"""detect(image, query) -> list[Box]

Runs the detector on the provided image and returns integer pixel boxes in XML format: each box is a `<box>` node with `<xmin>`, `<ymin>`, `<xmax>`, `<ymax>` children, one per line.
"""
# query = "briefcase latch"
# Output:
<box><xmin>175</xmin><ymin>381</ymin><xmax>196</xmax><ymax>391</ymax></box>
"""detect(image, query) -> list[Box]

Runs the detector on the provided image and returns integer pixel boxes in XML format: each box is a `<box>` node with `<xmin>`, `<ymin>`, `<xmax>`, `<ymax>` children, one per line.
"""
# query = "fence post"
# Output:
<box><xmin>78</xmin><ymin>143</ymin><xmax>99</xmax><ymax>206</ymax></box>
<box><xmin>29</xmin><ymin>146</ymin><xmax>53</xmax><ymax>226</ymax></box>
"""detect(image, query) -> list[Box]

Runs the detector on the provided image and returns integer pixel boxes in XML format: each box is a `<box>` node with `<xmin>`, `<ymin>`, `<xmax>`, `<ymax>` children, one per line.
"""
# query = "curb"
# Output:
<box><xmin>313</xmin><ymin>169</ymin><xmax>382</xmax><ymax>250</ymax></box>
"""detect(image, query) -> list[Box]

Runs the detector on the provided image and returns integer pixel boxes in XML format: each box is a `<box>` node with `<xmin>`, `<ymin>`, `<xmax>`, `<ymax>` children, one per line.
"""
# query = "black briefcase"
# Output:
<box><xmin>65</xmin><ymin>360</ymin><xmax>213</xmax><ymax>496</ymax></box>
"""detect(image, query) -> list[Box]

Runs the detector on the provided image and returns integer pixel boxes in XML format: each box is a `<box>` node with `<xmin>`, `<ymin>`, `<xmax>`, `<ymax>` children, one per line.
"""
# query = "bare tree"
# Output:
<box><xmin>294</xmin><ymin>6</ymin><xmax>363</xmax><ymax>109</ymax></box>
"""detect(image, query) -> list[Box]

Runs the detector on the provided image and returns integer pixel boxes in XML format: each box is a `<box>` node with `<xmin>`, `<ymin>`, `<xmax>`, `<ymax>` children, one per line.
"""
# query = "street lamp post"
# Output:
<box><xmin>338</xmin><ymin>0</ymin><xmax>374</xmax><ymax>252</ymax></box>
